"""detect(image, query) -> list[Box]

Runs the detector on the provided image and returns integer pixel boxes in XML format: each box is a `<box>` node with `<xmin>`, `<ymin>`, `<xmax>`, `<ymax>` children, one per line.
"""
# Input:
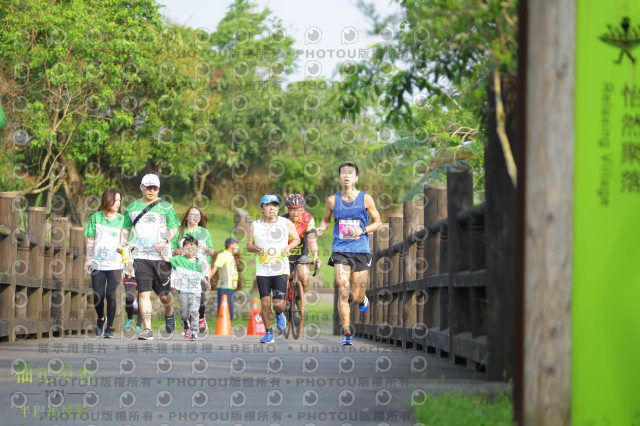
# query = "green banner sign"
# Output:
<box><xmin>575</xmin><ymin>1</ymin><xmax>640</xmax><ymax>423</ymax></box>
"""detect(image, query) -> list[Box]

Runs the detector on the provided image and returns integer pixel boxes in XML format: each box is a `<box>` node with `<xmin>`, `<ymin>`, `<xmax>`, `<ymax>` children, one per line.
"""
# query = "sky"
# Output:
<box><xmin>157</xmin><ymin>0</ymin><xmax>404</xmax><ymax>81</ymax></box>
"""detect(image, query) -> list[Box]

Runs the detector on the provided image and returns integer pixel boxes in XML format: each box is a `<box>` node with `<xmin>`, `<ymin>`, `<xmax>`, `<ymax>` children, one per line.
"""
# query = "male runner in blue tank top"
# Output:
<box><xmin>316</xmin><ymin>162</ymin><xmax>382</xmax><ymax>345</ymax></box>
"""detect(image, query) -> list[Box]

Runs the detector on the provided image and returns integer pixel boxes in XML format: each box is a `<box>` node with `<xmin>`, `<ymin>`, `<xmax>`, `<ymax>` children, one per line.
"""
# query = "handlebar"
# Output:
<box><xmin>312</xmin><ymin>258</ymin><xmax>320</xmax><ymax>277</ymax></box>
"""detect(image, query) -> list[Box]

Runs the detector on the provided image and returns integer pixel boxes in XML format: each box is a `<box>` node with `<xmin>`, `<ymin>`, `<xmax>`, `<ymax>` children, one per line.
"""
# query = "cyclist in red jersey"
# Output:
<box><xmin>282</xmin><ymin>194</ymin><xmax>321</xmax><ymax>293</ymax></box>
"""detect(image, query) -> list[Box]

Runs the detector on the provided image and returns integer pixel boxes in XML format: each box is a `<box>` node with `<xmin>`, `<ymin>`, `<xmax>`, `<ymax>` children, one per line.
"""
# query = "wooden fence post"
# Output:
<box><xmin>28</xmin><ymin>207</ymin><xmax>46</xmax><ymax>338</ymax></box>
<box><xmin>364</xmin><ymin>233</ymin><xmax>374</xmax><ymax>326</ymax></box>
<box><xmin>517</xmin><ymin>0</ymin><xmax>574</xmax><ymax>422</ymax></box>
<box><xmin>486</xmin><ymin>75</ymin><xmax>519</xmax><ymax>381</ymax></box>
<box><xmin>402</xmin><ymin>200</ymin><xmax>423</xmax><ymax>349</ymax></box>
<box><xmin>68</xmin><ymin>227</ymin><xmax>84</xmax><ymax>334</ymax></box>
<box><xmin>51</xmin><ymin>216</ymin><xmax>69</xmax><ymax>335</ymax></box>
<box><xmin>388</xmin><ymin>213</ymin><xmax>403</xmax><ymax>343</ymax></box>
<box><xmin>374</xmin><ymin>224</ymin><xmax>389</xmax><ymax>334</ymax></box>
<box><xmin>446</xmin><ymin>166</ymin><xmax>474</xmax><ymax>364</ymax></box>
<box><xmin>424</xmin><ymin>185</ymin><xmax>447</xmax><ymax>354</ymax></box>
<box><xmin>0</xmin><ymin>192</ymin><xmax>19</xmax><ymax>341</ymax></box>
<box><xmin>469</xmin><ymin>211</ymin><xmax>487</xmax><ymax>340</ymax></box>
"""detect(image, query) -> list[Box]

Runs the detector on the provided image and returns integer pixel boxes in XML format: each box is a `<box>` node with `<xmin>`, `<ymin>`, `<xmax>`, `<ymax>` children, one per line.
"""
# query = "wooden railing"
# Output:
<box><xmin>336</xmin><ymin>81</ymin><xmax>517</xmax><ymax>382</ymax></box>
<box><xmin>336</xmin><ymin>169</ymin><xmax>497</xmax><ymax>373</ymax></box>
<box><xmin>0</xmin><ymin>193</ymin><xmax>102</xmax><ymax>341</ymax></box>
<box><xmin>0</xmin><ymin>199</ymin><xmax>251</xmax><ymax>343</ymax></box>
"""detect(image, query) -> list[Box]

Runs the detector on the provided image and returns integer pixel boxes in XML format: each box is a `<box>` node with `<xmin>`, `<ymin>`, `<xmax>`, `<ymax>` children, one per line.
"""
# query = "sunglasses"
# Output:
<box><xmin>144</xmin><ymin>185</ymin><xmax>159</xmax><ymax>191</ymax></box>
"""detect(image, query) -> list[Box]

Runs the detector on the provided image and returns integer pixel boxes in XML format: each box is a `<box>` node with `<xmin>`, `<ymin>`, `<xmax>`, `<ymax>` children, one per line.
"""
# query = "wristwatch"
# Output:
<box><xmin>360</xmin><ymin>226</ymin><xmax>367</xmax><ymax>234</ymax></box>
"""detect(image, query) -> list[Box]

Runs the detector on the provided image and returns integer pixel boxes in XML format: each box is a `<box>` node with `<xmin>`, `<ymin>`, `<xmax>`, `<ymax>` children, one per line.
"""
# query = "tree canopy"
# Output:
<box><xmin>0</xmin><ymin>0</ymin><xmax>518</xmax><ymax>223</ymax></box>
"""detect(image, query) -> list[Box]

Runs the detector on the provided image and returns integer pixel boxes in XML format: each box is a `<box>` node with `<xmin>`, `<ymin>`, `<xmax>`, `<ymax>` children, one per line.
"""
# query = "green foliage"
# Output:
<box><xmin>412</xmin><ymin>391</ymin><xmax>514</xmax><ymax>425</ymax></box>
<box><xmin>346</xmin><ymin>0</ymin><xmax>518</xmax><ymax>127</ymax></box>
<box><xmin>335</xmin><ymin>0</ymin><xmax>518</xmax><ymax>200</ymax></box>
<box><xmin>0</xmin><ymin>0</ymin><xmax>165</xmax><ymax>218</ymax></box>
<box><xmin>0</xmin><ymin>0</ymin><xmax>503</xmax><ymax>223</ymax></box>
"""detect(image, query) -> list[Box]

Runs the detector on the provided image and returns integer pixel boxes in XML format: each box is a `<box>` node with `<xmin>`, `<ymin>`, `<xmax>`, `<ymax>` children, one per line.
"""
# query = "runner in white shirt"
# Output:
<box><xmin>247</xmin><ymin>195</ymin><xmax>300</xmax><ymax>344</ymax></box>
<box><xmin>84</xmin><ymin>188</ymin><xmax>124</xmax><ymax>339</ymax></box>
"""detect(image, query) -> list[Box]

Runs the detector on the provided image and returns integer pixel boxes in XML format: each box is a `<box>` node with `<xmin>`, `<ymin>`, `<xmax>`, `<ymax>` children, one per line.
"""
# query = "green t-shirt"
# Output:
<box><xmin>169</xmin><ymin>255</ymin><xmax>206</xmax><ymax>293</ymax></box>
<box><xmin>172</xmin><ymin>226</ymin><xmax>214</xmax><ymax>264</ymax></box>
<box><xmin>83</xmin><ymin>211</ymin><xmax>124</xmax><ymax>270</ymax></box>
<box><xmin>123</xmin><ymin>199</ymin><xmax>179</xmax><ymax>261</ymax></box>
<box><xmin>214</xmin><ymin>250</ymin><xmax>238</xmax><ymax>289</ymax></box>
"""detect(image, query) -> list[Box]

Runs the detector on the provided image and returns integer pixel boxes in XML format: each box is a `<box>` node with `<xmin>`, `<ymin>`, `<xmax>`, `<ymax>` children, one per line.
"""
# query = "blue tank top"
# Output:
<box><xmin>332</xmin><ymin>191</ymin><xmax>370</xmax><ymax>253</ymax></box>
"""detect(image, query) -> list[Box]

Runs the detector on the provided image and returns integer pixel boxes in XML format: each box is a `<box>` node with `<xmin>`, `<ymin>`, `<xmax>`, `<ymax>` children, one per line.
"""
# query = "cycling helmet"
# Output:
<box><xmin>285</xmin><ymin>194</ymin><xmax>305</xmax><ymax>208</ymax></box>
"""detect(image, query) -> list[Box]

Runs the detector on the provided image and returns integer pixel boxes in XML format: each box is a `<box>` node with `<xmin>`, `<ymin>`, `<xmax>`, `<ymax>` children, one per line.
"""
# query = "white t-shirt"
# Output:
<box><xmin>123</xmin><ymin>199</ymin><xmax>180</xmax><ymax>261</ymax></box>
<box><xmin>253</xmin><ymin>216</ymin><xmax>290</xmax><ymax>277</ymax></box>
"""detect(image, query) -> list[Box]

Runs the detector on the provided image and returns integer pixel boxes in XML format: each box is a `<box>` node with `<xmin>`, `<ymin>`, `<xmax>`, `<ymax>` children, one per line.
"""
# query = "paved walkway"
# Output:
<box><xmin>1</xmin><ymin>330</ymin><xmax>509</xmax><ymax>426</ymax></box>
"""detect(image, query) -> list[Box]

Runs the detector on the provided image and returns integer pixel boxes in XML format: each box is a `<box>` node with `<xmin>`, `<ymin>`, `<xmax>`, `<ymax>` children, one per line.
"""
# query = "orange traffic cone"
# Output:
<box><xmin>247</xmin><ymin>297</ymin><xmax>266</xmax><ymax>335</ymax></box>
<box><xmin>215</xmin><ymin>294</ymin><xmax>232</xmax><ymax>336</ymax></box>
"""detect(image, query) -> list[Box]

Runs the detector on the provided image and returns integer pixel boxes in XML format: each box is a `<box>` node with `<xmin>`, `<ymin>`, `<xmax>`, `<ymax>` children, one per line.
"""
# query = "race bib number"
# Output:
<box><xmin>171</xmin><ymin>269</ymin><xmax>202</xmax><ymax>293</ymax></box>
<box><xmin>95</xmin><ymin>246</ymin><xmax>117</xmax><ymax>261</ymax></box>
<box><xmin>137</xmin><ymin>237</ymin><xmax>156</xmax><ymax>248</ymax></box>
<box><xmin>259</xmin><ymin>250</ymin><xmax>280</xmax><ymax>265</ymax></box>
<box><xmin>338</xmin><ymin>219</ymin><xmax>360</xmax><ymax>240</ymax></box>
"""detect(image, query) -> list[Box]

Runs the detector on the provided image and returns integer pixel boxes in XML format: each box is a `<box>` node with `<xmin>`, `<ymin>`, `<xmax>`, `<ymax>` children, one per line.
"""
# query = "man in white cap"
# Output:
<box><xmin>120</xmin><ymin>174</ymin><xmax>180</xmax><ymax>340</ymax></box>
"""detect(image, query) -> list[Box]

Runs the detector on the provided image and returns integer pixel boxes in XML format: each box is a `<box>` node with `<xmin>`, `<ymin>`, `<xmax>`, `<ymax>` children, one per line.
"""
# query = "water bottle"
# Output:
<box><xmin>162</xmin><ymin>239</ymin><xmax>172</xmax><ymax>259</ymax></box>
<box><xmin>122</xmin><ymin>243</ymin><xmax>132</xmax><ymax>264</ymax></box>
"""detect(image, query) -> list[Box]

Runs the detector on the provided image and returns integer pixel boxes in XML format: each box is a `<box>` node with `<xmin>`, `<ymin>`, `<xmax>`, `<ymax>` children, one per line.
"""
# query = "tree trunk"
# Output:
<box><xmin>61</xmin><ymin>159</ymin><xmax>89</xmax><ymax>226</ymax></box>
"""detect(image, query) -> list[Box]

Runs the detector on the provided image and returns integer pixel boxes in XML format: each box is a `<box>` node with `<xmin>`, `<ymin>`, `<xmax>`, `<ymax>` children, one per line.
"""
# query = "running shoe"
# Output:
<box><xmin>260</xmin><ymin>331</ymin><xmax>274</xmax><ymax>344</ymax></box>
<box><xmin>358</xmin><ymin>295</ymin><xmax>369</xmax><ymax>313</ymax></box>
<box><xmin>275</xmin><ymin>312</ymin><xmax>287</xmax><ymax>331</ymax></box>
<box><xmin>341</xmin><ymin>334</ymin><xmax>353</xmax><ymax>345</ymax></box>
<box><xmin>135</xmin><ymin>326</ymin><xmax>142</xmax><ymax>334</ymax></box>
<box><xmin>123</xmin><ymin>319</ymin><xmax>134</xmax><ymax>332</ymax></box>
<box><xmin>138</xmin><ymin>328</ymin><xmax>154</xmax><ymax>340</ymax></box>
<box><xmin>165</xmin><ymin>313</ymin><xmax>175</xmax><ymax>333</ymax></box>
<box><xmin>94</xmin><ymin>317</ymin><xmax>105</xmax><ymax>336</ymax></box>
<box><xmin>185</xmin><ymin>328</ymin><xmax>191</xmax><ymax>339</ymax></box>
<box><xmin>104</xmin><ymin>327</ymin><xmax>114</xmax><ymax>339</ymax></box>
<box><xmin>190</xmin><ymin>331</ymin><xmax>197</xmax><ymax>341</ymax></box>
<box><xmin>199</xmin><ymin>317</ymin><xmax>208</xmax><ymax>333</ymax></box>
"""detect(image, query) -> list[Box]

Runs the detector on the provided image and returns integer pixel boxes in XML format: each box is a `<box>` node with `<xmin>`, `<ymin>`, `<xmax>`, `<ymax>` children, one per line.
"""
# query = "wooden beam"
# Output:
<box><xmin>520</xmin><ymin>0</ymin><xmax>574</xmax><ymax>423</ymax></box>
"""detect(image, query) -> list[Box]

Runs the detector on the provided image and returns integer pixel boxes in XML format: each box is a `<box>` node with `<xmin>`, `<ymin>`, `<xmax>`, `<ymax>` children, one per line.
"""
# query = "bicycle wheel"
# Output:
<box><xmin>290</xmin><ymin>278</ymin><xmax>304</xmax><ymax>340</ymax></box>
<box><xmin>284</xmin><ymin>281</ymin><xmax>292</xmax><ymax>339</ymax></box>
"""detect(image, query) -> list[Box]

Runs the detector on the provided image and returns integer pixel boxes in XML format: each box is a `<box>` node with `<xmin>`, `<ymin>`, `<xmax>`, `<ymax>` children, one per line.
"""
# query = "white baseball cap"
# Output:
<box><xmin>141</xmin><ymin>174</ymin><xmax>160</xmax><ymax>187</ymax></box>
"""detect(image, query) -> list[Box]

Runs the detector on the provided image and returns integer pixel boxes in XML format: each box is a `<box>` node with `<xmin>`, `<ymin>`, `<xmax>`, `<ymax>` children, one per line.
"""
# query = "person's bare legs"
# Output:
<box><xmin>335</xmin><ymin>263</ymin><xmax>352</xmax><ymax>334</ymax></box>
<box><xmin>139</xmin><ymin>291</ymin><xmax>152</xmax><ymax>329</ymax></box>
<box><xmin>297</xmin><ymin>263</ymin><xmax>310</xmax><ymax>292</ymax></box>
<box><xmin>350</xmin><ymin>269</ymin><xmax>368</xmax><ymax>306</ymax></box>
<box><xmin>159</xmin><ymin>293</ymin><xmax>173</xmax><ymax>316</ymax></box>
<box><xmin>261</xmin><ymin>296</ymin><xmax>273</xmax><ymax>329</ymax></box>
<box><xmin>272</xmin><ymin>298</ymin><xmax>285</xmax><ymax>315</ymax></box>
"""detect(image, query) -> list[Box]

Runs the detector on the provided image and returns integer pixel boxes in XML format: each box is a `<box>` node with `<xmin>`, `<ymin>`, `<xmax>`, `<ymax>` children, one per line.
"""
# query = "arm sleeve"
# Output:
<box><xmin>169</xmin><ymin>256</ymin><xmax>179</xmax><ymax>270</ymax></box>
<box><xmin>83</xmin><ymin>213</ymin><xmax>96</xmax><ymax>238</ymax></box>
<box><xmin>214</xmin><ymin>252</ymin><xmax>228</xmax><ymax>268</ymax></box>
<box><xmin>171</xmin><ymin>231</ymin><xmax>181</xmax><ymax>250</ymax></box>
<box><xmin>123</xmin><ymin>207</ymin><xmax>132</xmax><ymax>230</ymax></box>
<box><xmin>307</xmin><ymin>217</ymin><xmax>316</xmax><ymax>232</ymax></box>
<box><xmin>205</xmin><ymin>229</ymin><xmax>214</xmax><ymax>250</ymax></box>
<box><xmin>164</xmin><ymin>203</ymin><xmax>180</xmax><ymax>229</ymax></box>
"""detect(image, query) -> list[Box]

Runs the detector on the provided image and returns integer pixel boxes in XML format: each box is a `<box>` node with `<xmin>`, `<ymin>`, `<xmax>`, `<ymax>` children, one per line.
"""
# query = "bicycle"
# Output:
<box><xmin>284</xmin><ymin>259</ymin><xmax>319</xmax><ymax>339</ymax></box>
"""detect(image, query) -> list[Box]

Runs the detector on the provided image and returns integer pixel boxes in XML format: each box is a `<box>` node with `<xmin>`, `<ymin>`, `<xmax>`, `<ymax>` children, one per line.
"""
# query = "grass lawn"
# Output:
<box><xmin>412</xmin><ymin>391</ymin><xmax>514</xmax><ymax>426</ymax></box>
<box><xmin>149</xmin><ymin>300</ymin><xmax>335</xmax><ymax>335</ymax></box>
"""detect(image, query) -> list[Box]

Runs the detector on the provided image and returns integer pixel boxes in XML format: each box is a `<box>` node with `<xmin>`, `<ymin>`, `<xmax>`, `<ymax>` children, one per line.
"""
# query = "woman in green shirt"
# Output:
<box><xmin>172</xmin><ymin>206</ymin><xmax>215</xmax><ymax>336</ymax></box>
<box><xmin>84</xmin><ymin>188</ymin><xmax>124</xmax><ymax>339</ymax></box>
